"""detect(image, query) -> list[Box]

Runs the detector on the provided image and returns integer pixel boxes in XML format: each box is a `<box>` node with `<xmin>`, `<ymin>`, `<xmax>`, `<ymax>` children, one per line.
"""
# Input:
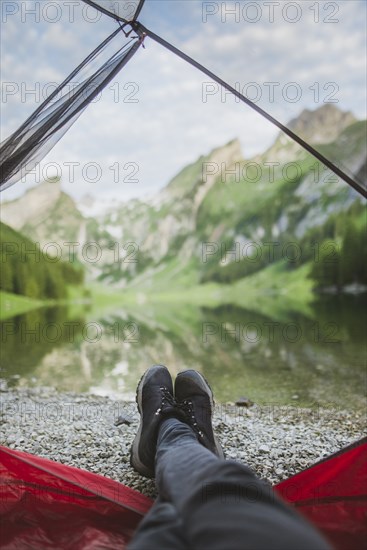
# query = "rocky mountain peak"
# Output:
<box><xmin>287</xmin><ymin>104</ymin><xmax>356</xmax><ymax>144</ymax></box>
<box><xmin>0</xmin><ymin>178</ymin><xmax>62</xmax><ymax>231</ymax></box>
<box><xmin>160</xmin><ymin>138</ymin><xmax>243</xmax><ymax>203</ymax></box>
<box><xmin>193</xmin><ymin>138</ymin><xmax>243</xmax><ymax>212</ymax></box>
<box><xmin>211</xmin><ymin>138</ymin><xmax>243</xmax><ymax>159</ymax></box>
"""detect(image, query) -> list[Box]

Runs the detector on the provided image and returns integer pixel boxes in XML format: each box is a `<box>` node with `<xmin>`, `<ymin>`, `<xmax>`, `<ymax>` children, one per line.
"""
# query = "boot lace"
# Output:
<box><xmin>178</xmin><ymin>399</ymin><xmax>204</xmax><ymax>439</ymax></box>
<box><xmin>155</xmin><ymin>386</ymin><xmax>177</xmax><ymax>416</ymax></box>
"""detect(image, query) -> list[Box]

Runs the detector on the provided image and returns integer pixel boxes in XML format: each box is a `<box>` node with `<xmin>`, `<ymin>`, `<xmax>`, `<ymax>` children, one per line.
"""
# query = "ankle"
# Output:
<box><xmin>158</xmin><ymin>417</ymin><xmax>197</xmax><ymax>446</ymax></box>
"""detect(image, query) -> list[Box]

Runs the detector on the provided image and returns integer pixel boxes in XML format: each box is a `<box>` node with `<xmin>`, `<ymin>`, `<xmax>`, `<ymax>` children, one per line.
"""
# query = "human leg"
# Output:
<box><xmin>127</xmin><ymin>497</ymin><xmax>187</xmax><ymax>550</ymax></box>
<box><xmin>129</xmin><ymin>367</ymin><xmax>331</xmax><ymax>550</ymax></box>
<box><xmin>154</xmin><ymin>417</ymin><xmax>331</xmax><ymax>550</ymax></box>
<box><xmin>128</xmin><ymin>365</ymin><xmax>188</xmax><ymax>549</ymax></box>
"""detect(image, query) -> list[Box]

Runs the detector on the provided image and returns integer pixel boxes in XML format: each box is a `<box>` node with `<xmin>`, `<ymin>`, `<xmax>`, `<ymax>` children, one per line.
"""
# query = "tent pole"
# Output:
<box><xmin>136</xmin><ymin>23</ymin><xmax>366</xmax><ymax>199</ymax></box>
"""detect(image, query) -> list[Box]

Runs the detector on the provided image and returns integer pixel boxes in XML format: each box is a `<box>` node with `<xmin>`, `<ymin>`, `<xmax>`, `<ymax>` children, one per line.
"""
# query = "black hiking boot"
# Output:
<box><xmin>175</xmin><ymin>370</ymin><xmax>224</xmax><ymax>458</ymax></box>
<box><xmin>130</xmin><ymin>365</ymin><xmax>180</xmax><ymax>478</ymax></box>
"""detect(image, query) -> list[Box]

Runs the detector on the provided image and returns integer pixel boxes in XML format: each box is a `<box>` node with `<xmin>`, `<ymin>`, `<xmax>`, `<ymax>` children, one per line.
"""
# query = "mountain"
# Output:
<box><xmin>0</xmin><ymin>178</ymin><xmax>84</xmax><ymax>248</ymax></box>
<box><xmin>97</xmin><ymin>105</ymin><xmax>365</xmax><ymax>290</ymax></box>
<box><xmin>1</xmin><ymin>105</ymin><xmax>365</xmax><ymax>291</ymax></box>
<box><xmin>287</xmin><ymin>104</ymin><xmax>356</xmax><ymax>144</ymax></box>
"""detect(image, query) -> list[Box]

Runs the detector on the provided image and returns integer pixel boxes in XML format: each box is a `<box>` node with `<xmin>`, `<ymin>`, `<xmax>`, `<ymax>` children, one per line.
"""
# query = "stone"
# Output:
<box><xmin>235</xmin><ymin>397</ymin><xmax>254</xmax><ymax>407</ymax></box>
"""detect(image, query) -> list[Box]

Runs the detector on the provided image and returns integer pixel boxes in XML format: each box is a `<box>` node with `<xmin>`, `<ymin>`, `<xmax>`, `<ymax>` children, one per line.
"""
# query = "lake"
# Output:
<box><xmin>1</xmin><ymin>294</ymin><xmax>366</xmax><ymax>409</ymax></box>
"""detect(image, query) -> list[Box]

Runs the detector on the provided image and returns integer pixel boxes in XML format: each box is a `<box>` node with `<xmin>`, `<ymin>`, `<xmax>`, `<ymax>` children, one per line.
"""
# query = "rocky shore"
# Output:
<box><xmin>1</xmin><ymin>386</ymin><xmax>365</xmax><ymax>499</ymax></box>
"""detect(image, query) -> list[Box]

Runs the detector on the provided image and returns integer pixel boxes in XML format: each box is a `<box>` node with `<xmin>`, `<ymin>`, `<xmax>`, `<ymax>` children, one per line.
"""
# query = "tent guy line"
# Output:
<box><xmin>82</xmin><ymin>0</ymin><xmax>366</xmax><ymax>198</ymax></box>
<box><xmin>136</xmin><ymin>22</ymin><xmax>366</xmax><ymax>199</ymax></box>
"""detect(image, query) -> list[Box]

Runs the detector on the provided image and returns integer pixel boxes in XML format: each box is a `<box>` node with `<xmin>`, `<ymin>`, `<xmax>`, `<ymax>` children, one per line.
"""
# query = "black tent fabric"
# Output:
<box><xmin>0</xmin><ymin>27</ymin><xmax>143</xmax><ymax>190</ymax></box>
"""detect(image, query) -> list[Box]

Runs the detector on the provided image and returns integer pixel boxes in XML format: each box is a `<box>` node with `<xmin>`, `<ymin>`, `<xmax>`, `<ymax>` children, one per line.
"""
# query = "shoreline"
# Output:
<box><xmin>1</xmin><ymin>386</ymin><xmax>365</xmax><ymax>498</ymax></box>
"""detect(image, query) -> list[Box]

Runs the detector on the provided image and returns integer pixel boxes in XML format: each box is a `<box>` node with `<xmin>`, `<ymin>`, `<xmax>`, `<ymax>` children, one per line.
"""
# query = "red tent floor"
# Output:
<box><xmin>1</xmin><ymin>439</ymin><xmax>366</xmax><ymax>549</ymax></box>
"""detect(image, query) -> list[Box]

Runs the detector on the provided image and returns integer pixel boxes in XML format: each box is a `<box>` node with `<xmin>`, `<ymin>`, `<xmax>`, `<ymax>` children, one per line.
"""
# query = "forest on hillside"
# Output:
<box><xmin>0</xmin><ymin>222</ymin><xmax>84</xmax><ymax>300</ymax></box>
<box><xmin>200</xmin><ymin>201</ymin><xmax>367</xmax><ymax>289</ymax></box>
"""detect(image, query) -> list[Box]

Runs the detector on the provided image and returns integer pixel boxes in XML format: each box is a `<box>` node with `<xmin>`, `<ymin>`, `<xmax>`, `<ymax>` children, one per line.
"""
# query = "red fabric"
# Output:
<box><xmin>0</xmin><ymin>446</ymin><xmax>152</xmax><ymax>549</ymax></box>
<box><xmin>1</xmin><ymin>439</ymin><xmax>366</xmax><ymax>549</ymax></box>
<box><xmin>276</xmin><ymin>438</ymin><xmax>367</xmax><ymax>550</ymax></box>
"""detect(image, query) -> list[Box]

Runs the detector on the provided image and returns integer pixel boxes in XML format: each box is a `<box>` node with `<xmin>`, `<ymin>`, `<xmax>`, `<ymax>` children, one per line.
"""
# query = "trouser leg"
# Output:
<box><xmin>154</xmin><ymin>418</ymin><xmax>331</xmax><ymax>550</ymax></box>
<box><xmin>127</xmin><ymin>497</ymin><xmax>187</xmax><ymax>550</ymax></box>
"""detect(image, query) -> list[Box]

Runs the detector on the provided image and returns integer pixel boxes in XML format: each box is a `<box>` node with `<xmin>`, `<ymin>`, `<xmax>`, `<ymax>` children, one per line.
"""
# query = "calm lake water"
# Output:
<box><xmin>1</xmin><ymin>295</ymin><xmax>366</xmax><ymax>409</ymax></box>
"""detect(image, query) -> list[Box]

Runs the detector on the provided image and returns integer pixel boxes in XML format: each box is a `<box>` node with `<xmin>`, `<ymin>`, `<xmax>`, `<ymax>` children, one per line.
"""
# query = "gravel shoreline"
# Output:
<box><xmin>1</xmin><ymin>386</ymin><xmax>365</xmax><ymax>499</ymax></box>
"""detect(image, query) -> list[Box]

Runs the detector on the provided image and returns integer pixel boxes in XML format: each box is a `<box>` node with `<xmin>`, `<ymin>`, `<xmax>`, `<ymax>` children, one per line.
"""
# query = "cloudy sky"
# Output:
<box><xmin>1</xmin><ymin>0</ymin><xmax>366</xmax><ymax>203</ymax></box>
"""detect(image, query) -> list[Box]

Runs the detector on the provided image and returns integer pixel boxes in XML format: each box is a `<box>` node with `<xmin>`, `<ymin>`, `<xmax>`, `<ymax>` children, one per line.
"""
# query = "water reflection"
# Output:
<box><xmin>1</xmin><ymin>295</ymin><xmax>365</xmax><ymax>408</ymax></box>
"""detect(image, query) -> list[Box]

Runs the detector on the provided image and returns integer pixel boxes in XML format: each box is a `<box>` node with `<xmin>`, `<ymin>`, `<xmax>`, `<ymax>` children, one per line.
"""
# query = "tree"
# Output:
<box><xmin>340</xmin><ymin>221</ymin><xmax>362</xmax><ymax>285</ymax></box>
<box><xmin>24</xmin><ymin>277</ymin><xmax>40</xmax><ymax>299</ymax></box>
<box><xmin>0</xmin><ymin>259</ymin><xmax>13</xmax><ymax>292</ymax></box>
<box><xmin>309</xmin><ymin>240</ymin><xmax>341</xmax><ymax>288</ymax></box>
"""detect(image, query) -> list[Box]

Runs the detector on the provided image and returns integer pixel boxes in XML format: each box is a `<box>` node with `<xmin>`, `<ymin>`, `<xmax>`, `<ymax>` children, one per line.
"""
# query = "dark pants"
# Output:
<box><xmin>128</xmin><ymin>418</ymin><xmax>331</xmax><ymax>550</ymax></box>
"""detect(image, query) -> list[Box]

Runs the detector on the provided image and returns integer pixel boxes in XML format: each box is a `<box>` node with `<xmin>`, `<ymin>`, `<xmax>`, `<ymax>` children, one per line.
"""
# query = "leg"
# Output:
<box><xmin>155</xmin><ymin>417</ymin><xmax>331</xmax><ymax>550</ymax></box>
<box><xmin>129</xmin><ymin>367</ymin><xmax>331</xmax><ymax>550</ymax></box>
<box><xmin>127</xmin><ymin>497</ymin><xmax>187</xmax><ymax>550</ymax></box>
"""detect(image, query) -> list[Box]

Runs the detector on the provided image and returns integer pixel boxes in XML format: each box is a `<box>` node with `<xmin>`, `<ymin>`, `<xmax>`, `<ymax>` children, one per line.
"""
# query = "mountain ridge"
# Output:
<box><xmin>1</xmin><ymin>105</ymin><xmax>365</xmax><ymax>289</ymax></box>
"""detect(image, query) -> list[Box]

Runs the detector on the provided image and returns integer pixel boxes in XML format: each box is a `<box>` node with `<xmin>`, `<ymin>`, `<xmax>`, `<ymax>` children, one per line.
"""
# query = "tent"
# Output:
<box><xmin>0</xmin><ymin>2</ymin><xmax>366</xmax><ymax>548</ymax></box>
<box><xmin>0</xmin><ymin>0</ymin><xmax>366</xmax><ymax>197</ymax></box>
<box><xmin>1</xmin><ymin>438</ymin><xmax>366</xmax><ymax>549</ymax></box>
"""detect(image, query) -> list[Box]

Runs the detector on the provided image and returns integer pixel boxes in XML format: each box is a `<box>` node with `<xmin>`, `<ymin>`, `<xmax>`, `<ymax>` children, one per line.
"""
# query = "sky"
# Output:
<box><xmin>1</xmin><ymin>0</ymin><xmax>366</xmax><ymax>203</ymax></box>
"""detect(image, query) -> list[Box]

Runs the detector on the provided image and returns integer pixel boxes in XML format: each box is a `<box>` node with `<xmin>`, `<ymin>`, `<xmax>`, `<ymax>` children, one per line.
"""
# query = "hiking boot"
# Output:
<box><xmin>175</xmin><ymin>370</ymin><xmax>224</xmax><ymax>458</ymax></box>
<box><xmin>130</xmin><ymin>365</ymin><xmax>179</xmax><ymax>478</ymax></box>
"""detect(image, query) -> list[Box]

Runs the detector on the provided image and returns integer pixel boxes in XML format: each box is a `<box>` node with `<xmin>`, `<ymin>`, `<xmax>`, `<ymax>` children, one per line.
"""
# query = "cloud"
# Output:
<box><xmin>1</xmin><ymin>0</ymin><xmax>365</xmax><ymax>203</ymax></box>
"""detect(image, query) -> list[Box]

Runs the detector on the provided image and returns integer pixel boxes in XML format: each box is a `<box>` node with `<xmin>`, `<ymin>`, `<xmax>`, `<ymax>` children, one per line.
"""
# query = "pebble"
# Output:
<box><xmin>0</xmin><ymin>386</ymin><xmax>365</xmax><ymax>500</ymax></box>
<box><xmin>115</xmin><ymin>414</ymin><xmax>134</xmax><ymax>426</ymax></box>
